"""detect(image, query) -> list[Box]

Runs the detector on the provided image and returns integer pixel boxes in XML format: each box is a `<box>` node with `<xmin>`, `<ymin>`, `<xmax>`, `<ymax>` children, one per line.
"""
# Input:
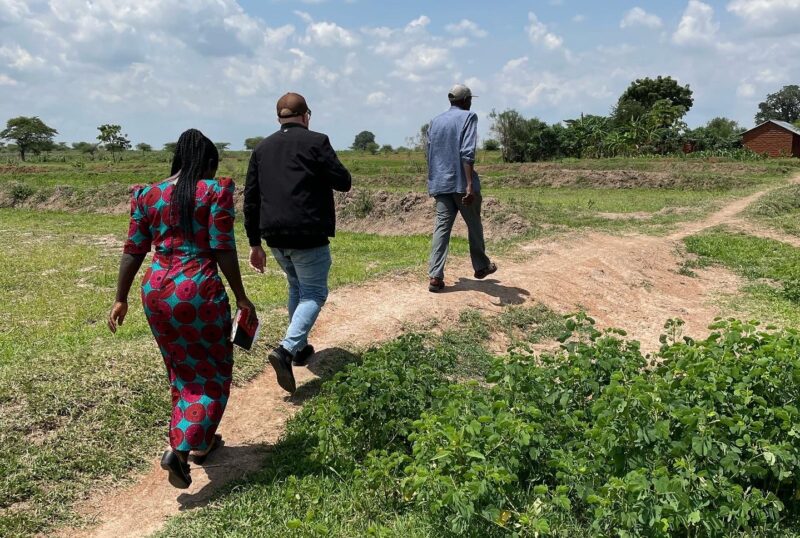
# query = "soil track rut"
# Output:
<box><xmin>62</xmin><ymin>178</ymin><xmax>797</xmax><ymax>538</ymax></box>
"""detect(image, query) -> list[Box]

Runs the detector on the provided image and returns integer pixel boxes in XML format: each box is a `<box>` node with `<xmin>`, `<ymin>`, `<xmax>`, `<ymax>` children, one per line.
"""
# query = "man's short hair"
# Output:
<box><xmin>277</xmin><ymin>92</ymin><xmax>309</xmax><ymax>118</ymax></box>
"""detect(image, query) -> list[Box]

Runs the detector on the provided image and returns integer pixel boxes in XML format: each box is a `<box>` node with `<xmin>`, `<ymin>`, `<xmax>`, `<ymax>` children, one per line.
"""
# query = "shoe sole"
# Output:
<box><xmin>428</xmin><ymin>285</ymin><xmax>444</xmax><ymax>292</ymax></box>
<box><xmin>160</xmin><ymin>452</ymin><xmax>191</xmax><ymax>489</ymax></box>
<box><xmin>474</xmin><ymin>264</ymin><xmax>497</xmax><ymax>280</ymax></box>
<box><xmin>269</xmin><ymin>353</ymin><xmax>297</xmax><ymax>393</ymax></box>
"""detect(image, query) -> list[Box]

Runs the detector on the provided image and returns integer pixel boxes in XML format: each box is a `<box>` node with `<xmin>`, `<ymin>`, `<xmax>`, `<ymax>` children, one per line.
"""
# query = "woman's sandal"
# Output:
<box><xmin>160</xmin><ymin>449</ymin><xmax>192</xmax><ymax>489</ymax></box>
<box><xmin>191</xmin><ymin>434</ymin><xmax>223</xmax><ymax>465</ymax></box>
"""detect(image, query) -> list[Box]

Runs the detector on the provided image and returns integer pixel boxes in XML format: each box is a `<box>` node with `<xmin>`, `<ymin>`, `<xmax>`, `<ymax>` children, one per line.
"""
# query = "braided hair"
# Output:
<box><xmin>169</xmin><ymin>129</ymin><xmax>219</xmax><ymax>236</ymax></box>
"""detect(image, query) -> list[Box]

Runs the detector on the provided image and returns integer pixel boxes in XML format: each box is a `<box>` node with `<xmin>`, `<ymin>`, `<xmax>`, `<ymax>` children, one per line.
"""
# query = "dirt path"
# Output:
<box><xmin>61</xmin><ymin>178</ymin><xmax>797</xmax><ymax>538</ymax></box>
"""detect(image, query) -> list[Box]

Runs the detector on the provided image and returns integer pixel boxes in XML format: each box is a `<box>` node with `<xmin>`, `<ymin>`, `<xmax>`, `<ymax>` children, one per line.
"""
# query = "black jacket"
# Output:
<box><xmin>243</xmin><ymin>123</ymin><xmax>351</xmax><ymax>247</ymax></box>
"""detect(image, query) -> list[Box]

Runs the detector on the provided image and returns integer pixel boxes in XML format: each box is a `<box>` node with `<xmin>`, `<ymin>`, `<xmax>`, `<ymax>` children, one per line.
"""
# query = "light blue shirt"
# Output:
<box><xmin>426</xmin><ymin>106</ymin><xmax>481</xmax><ymax>196</ymax></box>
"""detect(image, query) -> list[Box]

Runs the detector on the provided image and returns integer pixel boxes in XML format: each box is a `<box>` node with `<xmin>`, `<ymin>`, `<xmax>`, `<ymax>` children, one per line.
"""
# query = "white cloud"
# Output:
<box><xmin>366</xmin><ymin>91</ymin><xmax>390</xmax><ymax>106</ymax></box>
<box><xmin>265</xmin><ymin>25</ymin><xmax>296</xmax><ymax>47</ymax></box>
<box><xmin>0</xmin><ymin>73</ymin><xmax>17</xmax><ymax>85</ymax></box>
<box><xmin>737</xmin><ymin>82</ymin><xmax>756</xmax><ymax>98</ymax></box>
<box><xmin>672</xmin><ymin>0</ymin><xmax>719</xmax><ymax>46</ymax></box>
<box><xmin>0</xmin><ymin>45</ymin><xmax>46</xmax><ymax>70</ymax></box>
<box><xmin>445</xmin><ymin>19</ymin><xmax>488</xmax><ymax>38</ymax></box>
<box><xmin>526</xmin><ymin>12</ymin><xmax>563</xmax><ymax>50</ymax></box>
<box><xmin>301</xmin><ymin>20</ymin><xmax>359</xmax><ymax>47</ymax></box>
<box><xmin>620</xmin><ymin>7</ymin><xmax>663</xmax><ymax>29</ymax></box>
<box><xmin>0</xmin><ymin>0</ymin><xmax>29</xmax><ymax>23</ymax></box>
<box><xmin>393</xmin><ymin>45</ymin><xmax>450</xmax><ymax>82</ymax></box>
<box><xmin>727</xmin><ymin>0</ymin><xmax>800</xmax><ymax>34</ymax></box>
<box><xmin>573</xmin><ymin>14</ymin><xmax>586</xmax><ymax>23</ymax></box>
<box><xmin>294</xmin><ymin>10</ymin><xmax>314</xmax><ymax>24</ymax></box>
<box><xmin>405</xmin><ymin>15</ymin><xmax>430</xmax><ymax>33</ymax></box>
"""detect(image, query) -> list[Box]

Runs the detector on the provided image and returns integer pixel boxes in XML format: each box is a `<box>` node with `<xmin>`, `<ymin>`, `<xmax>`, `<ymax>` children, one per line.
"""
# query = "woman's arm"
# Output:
<box><xmin>108</xmin><ymin>252</ymin><xmax>146</xmax><ymax>333</ymax></box>
<box><xmin>213</xmin><ymin>250</ymin><xmax>256</xmax><ymax>323</ymax></box>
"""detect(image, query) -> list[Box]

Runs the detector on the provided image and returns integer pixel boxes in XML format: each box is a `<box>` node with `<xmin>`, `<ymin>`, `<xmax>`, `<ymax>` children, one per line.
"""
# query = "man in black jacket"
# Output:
<box><xmin>244</xmin><ymin>92</ymin><xmax>351</xmax><ymax>394</ymax></box>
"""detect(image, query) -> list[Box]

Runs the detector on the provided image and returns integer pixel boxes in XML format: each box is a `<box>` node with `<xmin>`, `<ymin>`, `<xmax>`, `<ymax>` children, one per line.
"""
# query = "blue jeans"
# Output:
<box><xmin>270</xmin><ymin>245</ymin><xmax>331</xmax><ymax>355</ymax></box>
<box><xmin>428</xmin><ymin>192</ymin><xmax>491</xmax><ymax>279</ymax></box>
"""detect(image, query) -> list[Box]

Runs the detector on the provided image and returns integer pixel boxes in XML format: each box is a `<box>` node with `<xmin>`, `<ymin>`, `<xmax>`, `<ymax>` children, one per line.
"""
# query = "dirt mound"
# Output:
<box><xmin>335</xmin><ymin>189</ymin><xmax>531</xmax><ymax>239</ymax></box>
<box><xmin>476</xmin><ymin>163</ymin><xmax>767</xmax><ymax>190</ymax></box>
<box><xmin>0</xmin><ymin>165</ymin><xmax>49</xmax><ymax>174</ymax></box>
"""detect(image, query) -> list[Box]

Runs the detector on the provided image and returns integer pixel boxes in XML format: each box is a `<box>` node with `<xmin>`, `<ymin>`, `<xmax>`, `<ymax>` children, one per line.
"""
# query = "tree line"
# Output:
<box><xmin>486</xmin><ymin>79</ymin><xmax>800</xmax><ymax>162</ymax></box>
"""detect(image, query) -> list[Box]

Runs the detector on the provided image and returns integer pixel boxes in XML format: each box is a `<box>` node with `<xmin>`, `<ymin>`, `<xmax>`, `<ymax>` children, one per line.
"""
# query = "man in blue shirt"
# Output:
<box><xmin>426</xmin><ymin>84</ymin><xmax>497</xmax><ymax>292</ymax></box>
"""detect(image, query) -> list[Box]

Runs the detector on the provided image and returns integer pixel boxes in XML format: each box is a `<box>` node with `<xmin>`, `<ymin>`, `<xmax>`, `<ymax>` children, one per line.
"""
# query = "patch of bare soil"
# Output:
<box><xmin>335</xmin><ymin>189</ymin><xmax>531</xmax><ymax>239</ymax></box>
<box><xmin>57</xmin><ymin>176</ymin><xmax>798</xmax><ymax>538</ymax></box>
<box><xmin>0</xmin><ymin>165</ymin><xmax>49</xmax><ymax>174</ymax></box>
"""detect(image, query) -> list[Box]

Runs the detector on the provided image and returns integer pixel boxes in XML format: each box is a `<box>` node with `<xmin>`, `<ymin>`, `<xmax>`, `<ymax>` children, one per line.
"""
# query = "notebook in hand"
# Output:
<box><xmin>230</xmin><ymin>308</ymin><xmax>260</xmax><ymax>350</ymax></box>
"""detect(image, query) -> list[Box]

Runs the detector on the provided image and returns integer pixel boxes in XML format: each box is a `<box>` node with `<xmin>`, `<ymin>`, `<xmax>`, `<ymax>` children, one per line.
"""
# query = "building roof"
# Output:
<box><xmin>743</xmin><ymin>119</ymin><xmax>800</xmax><ymax>137</ymax></box>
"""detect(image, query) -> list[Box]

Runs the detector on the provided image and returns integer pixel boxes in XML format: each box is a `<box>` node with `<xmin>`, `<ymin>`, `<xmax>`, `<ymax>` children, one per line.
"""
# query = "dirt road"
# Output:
<box><xmin>61</xmin><ymin>179</ymin><xmax>795</xmax><ymax>538</ymax></box>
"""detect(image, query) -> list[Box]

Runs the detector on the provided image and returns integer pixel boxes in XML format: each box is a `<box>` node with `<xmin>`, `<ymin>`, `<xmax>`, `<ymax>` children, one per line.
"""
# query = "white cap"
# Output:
<box><xmin>448</xmin><ymin>84</ymin><xmax>476</xmax><ymax>101</ymax></box>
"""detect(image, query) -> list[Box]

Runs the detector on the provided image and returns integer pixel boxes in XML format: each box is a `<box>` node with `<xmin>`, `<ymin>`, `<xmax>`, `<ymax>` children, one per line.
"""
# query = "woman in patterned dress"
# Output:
<box><xmin>108</xmin><ymin>129</ymin><xmax>256</xmax><ymax>489</ymax></box>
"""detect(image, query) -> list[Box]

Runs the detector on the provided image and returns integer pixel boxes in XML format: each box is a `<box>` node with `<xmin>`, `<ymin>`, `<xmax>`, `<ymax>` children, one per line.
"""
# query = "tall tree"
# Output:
<box><xmin>0</xmin><ymin>116</ymin><xmax>58</xmax><ymax>161</ymax></box>
<box><xmin>163</xmin><ymin>142</ymin><xmax>177</xmax><ymax>153</ymax></box>
<box><xmin>351</xmin><ymin>130</ymin><xmax>376</xmax><ymax>151</ymax></box>
<box><xmin>755</xmin><ymin>85</ymin><xmax>800</xmax><ymax>124</ymax></box>
<box><xmin>136</xmin><ymin>143</ymin><xmax>152</xmax><ymax>152</ymax></box>
<box><xmin>613</xmin><ymin>76</ymin><xmax>693</xmax><ymax>125</ymax></box>
<box><xmin>244</xmin><ymin>137</ymin><xmax>264</xmax><ymax>150</ymax></box>
<box><xmin>96</xmin><ymin>124</ymin><xmax>131</xmax><ymax>162</ymax></box>
<box><xmin>215</xmin><ymin>142</ymin><xmax>230</xmax><ymax>153</ymax></box>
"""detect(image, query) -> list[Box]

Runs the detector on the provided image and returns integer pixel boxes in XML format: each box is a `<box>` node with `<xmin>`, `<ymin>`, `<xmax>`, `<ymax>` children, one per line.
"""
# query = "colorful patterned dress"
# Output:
<box><xmin>124</xmin><ymin>176</ymin><xmax>236</xmax><ymax>452</ymax></box>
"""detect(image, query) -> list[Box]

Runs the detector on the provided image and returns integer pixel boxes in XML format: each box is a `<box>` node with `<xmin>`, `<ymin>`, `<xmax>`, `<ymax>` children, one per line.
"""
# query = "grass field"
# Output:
<box><xmin>2</xmin><ymin>150</ymin><xmax>800</xmax><ymax>536</ymax></box>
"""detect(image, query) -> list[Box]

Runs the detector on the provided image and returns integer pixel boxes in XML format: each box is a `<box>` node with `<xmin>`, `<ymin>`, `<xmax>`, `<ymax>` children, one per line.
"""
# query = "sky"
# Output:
<box><xmin>0</xmin><ymin>0</ymin><xmax>798</xmax><ymax>150</ymax></box>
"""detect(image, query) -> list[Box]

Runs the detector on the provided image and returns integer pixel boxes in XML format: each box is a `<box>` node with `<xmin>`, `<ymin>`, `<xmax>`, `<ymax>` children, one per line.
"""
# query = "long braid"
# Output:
<box><xmin>170</xmin><ymin>129</ymin><xmax>219</xmax><ymax>237</ymax></box>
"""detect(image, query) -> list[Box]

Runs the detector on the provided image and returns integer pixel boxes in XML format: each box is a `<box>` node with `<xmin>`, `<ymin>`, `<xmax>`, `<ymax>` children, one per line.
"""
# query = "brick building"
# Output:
<box><xmin>742</xmin><ymin>120</ymin><xmax>800</xmax><ymax>157</ymax></box>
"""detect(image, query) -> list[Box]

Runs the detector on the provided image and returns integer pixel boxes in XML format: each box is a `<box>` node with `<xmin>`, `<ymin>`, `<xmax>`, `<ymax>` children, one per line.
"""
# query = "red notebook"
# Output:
<box><xmin>230</xmin><ymin>308</ymin><xmax>260</xmax><ymax>350</ymax></box>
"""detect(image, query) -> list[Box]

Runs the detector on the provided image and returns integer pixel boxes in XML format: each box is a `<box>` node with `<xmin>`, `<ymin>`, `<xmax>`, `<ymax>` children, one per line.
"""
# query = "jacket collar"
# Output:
<box><xmin>280</xmin><ymin>122</ymin><xmax>307</xmax><ymax>130</ymax></box>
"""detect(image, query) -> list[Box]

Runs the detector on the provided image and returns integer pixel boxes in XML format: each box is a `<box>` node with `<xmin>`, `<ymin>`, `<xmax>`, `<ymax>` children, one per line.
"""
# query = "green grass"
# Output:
<box><xmin>684</xmin><ymin>228</ymin><xmax>800</xmax><ymax>282</ymax></box>
<box><xmin>0</xmin><ymin>208</ymin><xmax>465</xmax><ymax>537</ymax></box>
<box><xmin>747</xmin><ymin>184</ymin><xmax>800</xmax><ymax>237</ymax></box>
<box><xmin>683</xmin><ymin>228</ymin><xmax>800</xmax><ymax>325</ymax></box>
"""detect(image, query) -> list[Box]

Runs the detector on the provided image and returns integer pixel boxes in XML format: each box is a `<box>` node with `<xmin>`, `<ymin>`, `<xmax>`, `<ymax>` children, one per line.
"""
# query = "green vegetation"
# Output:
<box><xmin>747</xmin><ymin>184</ymin><xmax>800</xmax><ymax>237</ymax></box>
<box><xmin>0</xmin><ymin>208</ymin><xmax>465</xmax><ymax>537</ymax></box>
<box><xmin>684</xmin><ymin>228</ymin><xmax>800</xmax><ymax>327</ymax></box>
<box><xmin>158</xmin><ymin>313</ymin><xmax>800</xmax><ymax>537</ymax></box>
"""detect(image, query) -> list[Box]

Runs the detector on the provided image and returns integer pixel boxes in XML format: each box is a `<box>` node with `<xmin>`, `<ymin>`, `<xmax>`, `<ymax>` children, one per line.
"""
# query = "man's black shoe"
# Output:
<box><xmin>160</xmin><ymin>450</ymin><xmax>191</xmax><ymax>489</ymax></box>
<box><xmin>268</xmin><ymin>346</ymin><xmax>296</xmax><ymax>393</ymax></box>
<box><xmin>293</xmin><ymin>344</ymin><xmax>315</xmax><ymax>366</ymax></box>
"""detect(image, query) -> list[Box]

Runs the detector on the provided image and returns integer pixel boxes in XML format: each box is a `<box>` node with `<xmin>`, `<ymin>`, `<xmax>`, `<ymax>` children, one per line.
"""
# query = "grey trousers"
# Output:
<box><xmin>428</xmin><ymin>192</ymin><xmax>491</xmax><ymax>279</ymax></box>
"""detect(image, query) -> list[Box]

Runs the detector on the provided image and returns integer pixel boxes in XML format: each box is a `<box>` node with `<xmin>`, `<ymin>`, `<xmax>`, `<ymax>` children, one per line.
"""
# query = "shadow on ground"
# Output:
<box><xmin>175</xmin><ymin>346</ymin><xmax>360</xmax><ymax>511</ymax></box>
<box><xmin>441</xmin><ymin>278</ymin><xmax>530</xmax><ymax>305</ymax></box>
<box><xmin>289</xmin><ymin>347</ymin><xmax>361</xmax><ymax>406</ymax></box>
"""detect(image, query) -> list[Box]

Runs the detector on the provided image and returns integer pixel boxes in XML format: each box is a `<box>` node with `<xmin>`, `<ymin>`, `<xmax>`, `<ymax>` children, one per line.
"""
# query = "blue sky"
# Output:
<box><xmin>0</xmin><ymin>0</ymin><xmax>798</xmax><ymax>150</ymax></box>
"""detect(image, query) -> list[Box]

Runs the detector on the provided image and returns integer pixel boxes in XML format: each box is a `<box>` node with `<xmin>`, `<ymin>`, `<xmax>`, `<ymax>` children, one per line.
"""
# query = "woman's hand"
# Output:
<box><xmin>108</xmin><ymin>301</ymin><xmax>128</xmax><ymax>333</ymax></box>
<box><xmin>236</xmin><ymin>297</ymin><xmax>258</xmax><ymax>327</ymax></box>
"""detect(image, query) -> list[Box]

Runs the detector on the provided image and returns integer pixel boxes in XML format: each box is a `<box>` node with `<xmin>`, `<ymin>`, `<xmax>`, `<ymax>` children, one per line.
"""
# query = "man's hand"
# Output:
<box><xmin>462</xmin><ymin>185</ymin><xmax>475</xmax><ymax>206</ymax></box>
<box><xmin>249</xmin><ymin>246</ymin><xmax>267</xmax><ymax>273</ymax></box>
